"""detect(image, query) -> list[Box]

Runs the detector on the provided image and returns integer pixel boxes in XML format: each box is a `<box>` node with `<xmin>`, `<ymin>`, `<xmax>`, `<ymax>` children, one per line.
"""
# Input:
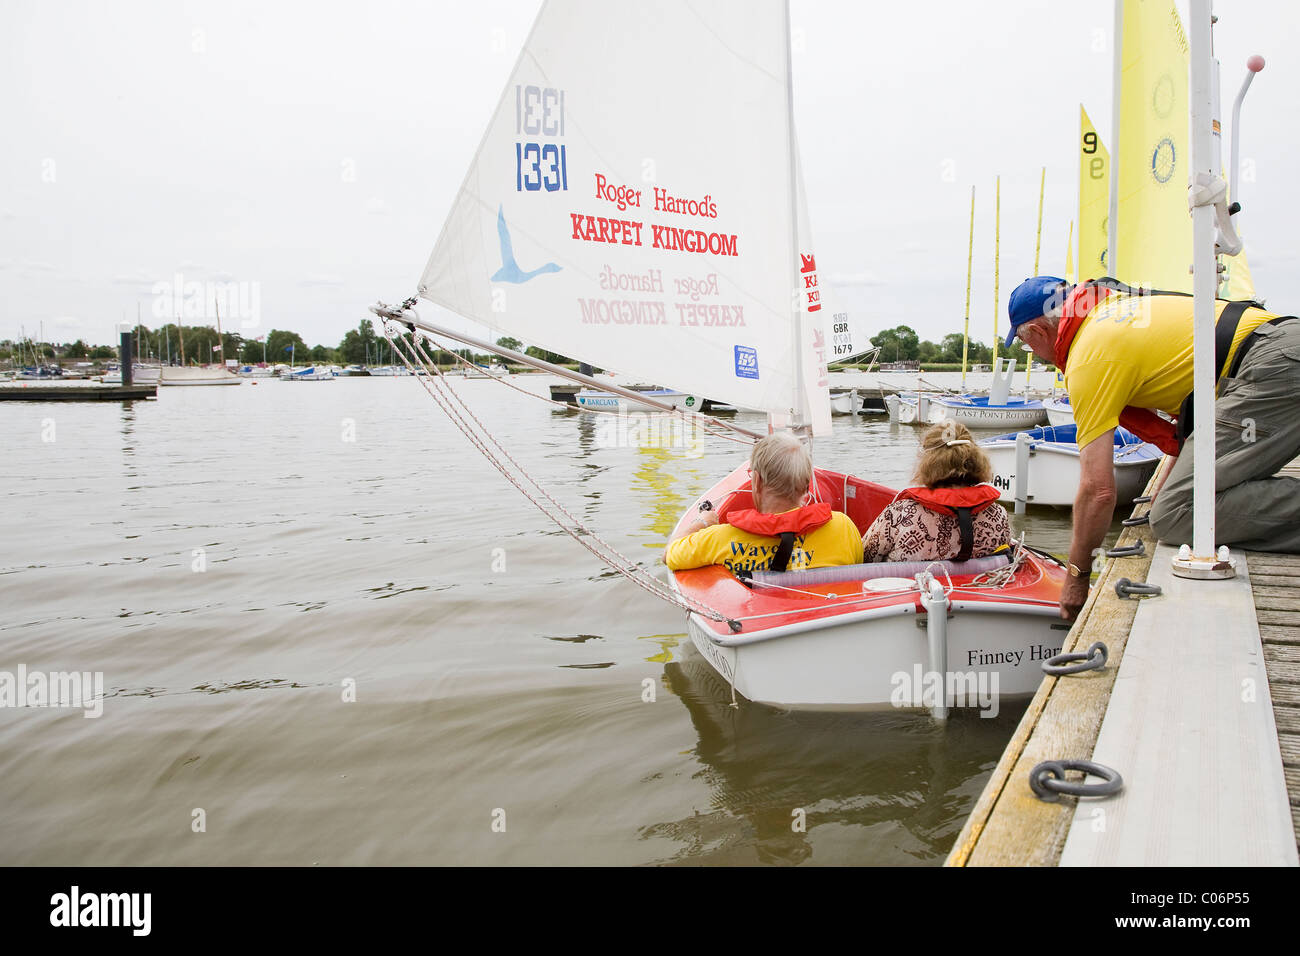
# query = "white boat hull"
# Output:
<box><xmin>1044</xmin><ymin>398</ymin><xmax>1074</xmax><ymax>427</ymax></box>
<box><xmin>933</xmin><ymin>400</ymin><xmax>1048</xmax><ymax>430</ymax></box>
<box><xmin>982</xmin><ymin>439</ymin><xmax>1161</xmax><ymax>506</ymax></box>
<box><xmin>575</xmin><ymin>389</ymin><xmax>693</xmax><ymax>413</ymax></box>
<box><xmin>159</xmin><ymin>367</ymin><xmax>241</xmax><ymax>386</ymax></box>
<box><xmin>685</xmin><ymin>600</ymin><xmax>1065</xmax><ymax>711</ymax></box>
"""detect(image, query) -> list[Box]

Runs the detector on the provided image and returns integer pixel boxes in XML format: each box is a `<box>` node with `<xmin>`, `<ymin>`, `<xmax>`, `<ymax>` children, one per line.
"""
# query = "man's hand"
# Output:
<box><xmin>1062</xmin><ymin>430</ymin><xmax>1118</xmax><ymax>619</ymax></box>
<box><xmin>666</xmin><ymin>504</ymin><xmax>719</xmax><ymax>548</ymax></box>
<box><xmin>1060</xmin><ymin>574</ymin><xmax>1090</xmax><ymax>620</ymax></box>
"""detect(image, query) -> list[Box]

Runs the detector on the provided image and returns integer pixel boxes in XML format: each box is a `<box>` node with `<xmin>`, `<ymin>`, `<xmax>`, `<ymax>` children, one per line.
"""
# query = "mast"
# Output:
<box><xmin>961</xmin><ymin>185</ymin><xmax>975</xmax><ymax>388</ymax></box>
<box><xmin>783</xmin><ymin>0</ymin><xmax>805</xmax><ymax>437</ymax></box>
<box><xmin>1107</xmin><ymin>0</ymin><xmax>1123</xmax><ymax>276</ymax></box>
<box><xmin>178</xmin><ymin>317</ymin><xmax>186</xmax><ymax>366</ymax></box>
<box><xmin>215</xmin><ymin>296</ymin><xmax>223</xmax><ymax>368</ymax></box>
<box><xmin>1029</xmin><ymin>166</ymin><xmax>1045</xmax><ymax>387</ymax></box>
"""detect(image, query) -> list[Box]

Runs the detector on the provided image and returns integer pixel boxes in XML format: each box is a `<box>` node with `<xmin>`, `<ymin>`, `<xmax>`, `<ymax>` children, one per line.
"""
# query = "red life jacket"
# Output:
<box><xmin>1055</xmin><ymin>282</ymin><xmax>1182</xmax><ymax>456</ymax></box>
<box><xmin>894</xmin><ymin>484</ymin><xmax>1002</xmax><ymax>562</ymax></box>
<box><xmin>724</xmin><ymin>502</ymin><xmax>832</xmax><ymax>572</ymax></box>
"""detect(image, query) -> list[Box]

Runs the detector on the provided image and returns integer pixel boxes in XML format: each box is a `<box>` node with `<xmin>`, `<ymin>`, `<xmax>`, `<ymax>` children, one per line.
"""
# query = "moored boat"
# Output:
<box><xmin>278</xmin><ymin>366</ymin><xmax>334</xmax><ymax>381</ymax></box>
<box><xmin>668</xmin><ymin>463</ymin><xmax>1068</xmax><ymax>709</ymax></box>
<box><xmin>1044</xmin><ymin>395</ymin><xmax>1074</xmax><ymax>426</ymax></box>
<box><xmin>159</xmin><ymin>365</ymin><xmax>241</xmax><ymax>386</ymax></box>
<box><xmin>978</xmin><ymin>423</ymin><xmax>1162</xmax><ymax>507</ymax></box>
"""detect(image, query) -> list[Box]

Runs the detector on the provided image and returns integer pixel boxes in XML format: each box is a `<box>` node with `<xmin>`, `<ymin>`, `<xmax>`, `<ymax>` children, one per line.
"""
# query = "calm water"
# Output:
<box><xmin>0</xmin><ymin>375</ymin><xmax>1119</xmax><ymax>865</ymax></box>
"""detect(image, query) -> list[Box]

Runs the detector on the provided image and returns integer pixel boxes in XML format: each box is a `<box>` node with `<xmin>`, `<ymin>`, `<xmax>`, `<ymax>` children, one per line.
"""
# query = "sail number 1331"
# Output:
<box><xmin>515</xmin><ymin>84</ymin><xmax>569</xmax><ymax>193</ymax></box>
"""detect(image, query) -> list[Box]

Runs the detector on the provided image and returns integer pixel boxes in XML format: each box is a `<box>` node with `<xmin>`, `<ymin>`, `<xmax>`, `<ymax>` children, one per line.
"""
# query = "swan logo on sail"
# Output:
<box><xmin>491</xmin><ymin>205</ymin><xmax>561</xmax><ymax>284</ymax></box>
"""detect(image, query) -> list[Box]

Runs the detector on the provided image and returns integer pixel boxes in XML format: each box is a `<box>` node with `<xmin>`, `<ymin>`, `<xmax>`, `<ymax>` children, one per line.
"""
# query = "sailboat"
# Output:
<box><xmin>374</xmin><ymin>0</ymin><xmax>1067</xmax><ymax>711</ymax></box>
<box><xmin>159</xmin><ymin>302</ymin><xmax>241</xmax><ymax>386</ymax></box>
<box><xmin>977</xmin><ymin>424</ymin><xmax>1162</xmax><ymax>508</ymax></box>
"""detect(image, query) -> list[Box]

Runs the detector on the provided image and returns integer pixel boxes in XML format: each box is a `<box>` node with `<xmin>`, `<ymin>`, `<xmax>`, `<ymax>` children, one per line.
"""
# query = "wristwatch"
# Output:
<box><xmin>1067</xmin><ymin>562</ymin><xmax>1091</xmax><ymax>578</ymax></box>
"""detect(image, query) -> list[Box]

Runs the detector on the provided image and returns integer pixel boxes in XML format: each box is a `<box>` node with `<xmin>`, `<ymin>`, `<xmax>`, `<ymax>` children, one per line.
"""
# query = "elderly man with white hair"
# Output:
<box><xmin>664</xmin><ymin>433</ymin><xmax>863</xmax><ymax>574</ymax></box>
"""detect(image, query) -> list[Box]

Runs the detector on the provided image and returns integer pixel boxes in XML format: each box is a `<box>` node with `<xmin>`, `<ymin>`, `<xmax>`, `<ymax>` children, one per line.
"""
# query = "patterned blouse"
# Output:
<box><xmin>861</xmin><ymin>496</ymin><xmax>1012</xmax><ymax>563</ymax></box>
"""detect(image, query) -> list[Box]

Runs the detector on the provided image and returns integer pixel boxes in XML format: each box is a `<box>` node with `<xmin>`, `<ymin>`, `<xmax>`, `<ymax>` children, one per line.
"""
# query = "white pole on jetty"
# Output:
<box><xmin>1107</xmin><ymin>0</ymin><xmax>1123</xmax><ymax>276</ymax></box>
<box><xmin>961</xmin><ymin>186</ymin><xmax>974</xmax><ymax>389</ymax></box>
<box><xmin>1174</xmin><ymin>0</ymin><xmax>1234</xmax><ymax>579</ymax></box>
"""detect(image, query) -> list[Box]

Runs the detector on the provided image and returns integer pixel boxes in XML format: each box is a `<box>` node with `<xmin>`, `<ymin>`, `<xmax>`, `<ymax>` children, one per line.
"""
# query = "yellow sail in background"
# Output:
<box><xmin>1114</xmin><ymin>0</ymin><xmax>1191</xmax><ymax>291</ymax></box>
<box><xmin>1078</xmin><ymin>107</ymin><xmax>1109</xmax><ymax>280</ymax></box>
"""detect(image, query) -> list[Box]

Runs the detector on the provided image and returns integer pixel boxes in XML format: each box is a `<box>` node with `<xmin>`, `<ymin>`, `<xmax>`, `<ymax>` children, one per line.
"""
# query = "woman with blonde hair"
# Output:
<box><xmin>862</xmin><ymin>422</ymin><xmax>1011</xmax><ymax>563</ymax></box>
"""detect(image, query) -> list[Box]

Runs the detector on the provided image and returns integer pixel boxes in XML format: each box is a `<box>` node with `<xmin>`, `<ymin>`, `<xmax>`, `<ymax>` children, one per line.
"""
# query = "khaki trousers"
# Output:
<box><xmin>1149</xmin><ymin>319</ymin><xmax>1300</xmax><ymax>552</ymax></box>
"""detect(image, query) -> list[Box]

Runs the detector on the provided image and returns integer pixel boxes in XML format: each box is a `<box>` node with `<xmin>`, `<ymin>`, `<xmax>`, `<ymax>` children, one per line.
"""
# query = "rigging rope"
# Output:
<box><xmin>429</xmin><ymin>336</ymin><xmax>755</xmax><ymax>445</ymax></box>
<box><xmin>381</xmin><ymin>321</ymin><xmax>743</xmax><ymax>630</ymax></box>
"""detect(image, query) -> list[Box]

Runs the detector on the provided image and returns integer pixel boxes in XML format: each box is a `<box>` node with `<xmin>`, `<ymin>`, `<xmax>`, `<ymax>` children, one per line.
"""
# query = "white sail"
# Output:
<box><xmin>418</xmin><ymin>0</ymin><xmax>828</xmax><ymax>432</ymax></box>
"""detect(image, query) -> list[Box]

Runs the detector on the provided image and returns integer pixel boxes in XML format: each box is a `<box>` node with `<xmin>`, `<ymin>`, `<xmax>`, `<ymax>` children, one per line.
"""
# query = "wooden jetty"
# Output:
<box><xmin>946</xmin><ymin>465</ymin><xmax>1300</xmax><ymax>866</ymax></box>
<box><xmin>0</xmin><ymin>384</ymin><xmax>156</xmax><ymax>402</ymax></box>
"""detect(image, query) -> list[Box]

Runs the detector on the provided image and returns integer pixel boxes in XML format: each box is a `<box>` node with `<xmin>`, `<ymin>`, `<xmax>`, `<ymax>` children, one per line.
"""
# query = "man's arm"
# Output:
<box><xmin>663</xmin><ymin>507</ymin><xmax>719</xmax><ymax>562</ymax></box>
<box><xmin>1061</xmin><ymin>429</ymin><xmax>1119</xmax><ymax>619</ymax></box>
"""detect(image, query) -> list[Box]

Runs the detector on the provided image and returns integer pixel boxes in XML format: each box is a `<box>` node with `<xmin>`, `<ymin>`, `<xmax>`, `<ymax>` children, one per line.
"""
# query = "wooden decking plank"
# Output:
<box><xmin>1255</xmin><ymin>597</ymin><xmax>1300</xmax><ymax>613</ymax></box>
<box><xmin>1263</xmin><ymin>661</ymin><xmax>1300</xmax><ymax>683</ymax></box>
<box><xmin>1275</xmin><ymin>708</ymin><xmax>1300</xmax><ymax>735</ymax></box>
<box><xmin>1265</xmin><ymin>645</ymin><xmax>1300</xmax><ymax>664</ymax></box>
<box><xmin>1258</xmin><ymin>609</ymin><xmax>1300</xmax><ymax>627</ymax></box>
<box><xmin>1261</xmin><ymin>625</ymin><xmax>1300</xmax><ymax>645</ymax></box>
<box><xmin>1247</xmin><ymin>552</ymin><xmax>1300</xmax><ymax>569</ymax></box>
<box><xmin>1281</xmin><ymin>733</ymin><xmax>1300</xmax><ymax>764</ymax></box>
<box><xmin>1286</xmin><ymin>767</ymin><xmax>1300</xmax><ymax>802</ymax></box>
<box><xmin>1271</xmin><ymin>684</ymin><xmax>1300</xmax><ymax>706</ymax></box>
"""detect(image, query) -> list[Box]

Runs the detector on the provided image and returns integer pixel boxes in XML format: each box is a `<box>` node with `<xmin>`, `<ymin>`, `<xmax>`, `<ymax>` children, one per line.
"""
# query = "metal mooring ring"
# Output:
<box><xmin>1115</xmin><ymin>578</ymin><xmax>1162</xmax><ymax>599</ymax></box>
<box><xmin>1121</xmin><ymin>513</ymin><xmax>1150</xmax><ymax>527</ymax></box>
<box><xmin>1042</xmin><ymin>641</ymin><xmax>1108</xmax><ymax>676</ymax></box>
<box><xmin>1029</xmin><ymin>759</ymin><xmax>1124</xmax><ymax>801</ymax></box>
<box><xmin>1106</xmin><ymin>540</ymin><xmax>1145</xmax><ymax>558</ymax></box>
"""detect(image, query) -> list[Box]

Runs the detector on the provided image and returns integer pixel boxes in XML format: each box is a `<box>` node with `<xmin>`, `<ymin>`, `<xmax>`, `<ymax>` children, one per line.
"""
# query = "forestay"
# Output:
<box><xmin>417</xmin><ymin>0</ymin><xmax>833</xmax><ymax>434</ymax></box>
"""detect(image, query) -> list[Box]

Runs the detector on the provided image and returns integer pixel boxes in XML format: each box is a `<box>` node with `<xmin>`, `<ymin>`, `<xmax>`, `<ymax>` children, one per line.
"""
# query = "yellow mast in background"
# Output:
<box><xmin>992</xmin><ymin>175</ymin><xmax>1001</xmax><ymax>365</ymax></box>
<box><xmin>961</xmin><ymin>185</ymin><xmax>975</xmax><ymax>388</ymax></box>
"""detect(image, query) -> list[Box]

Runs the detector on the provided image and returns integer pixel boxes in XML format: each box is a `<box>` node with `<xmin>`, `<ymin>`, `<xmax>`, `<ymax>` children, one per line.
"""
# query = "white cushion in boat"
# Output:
<box><xmin>746</xmin><ymin>552</ymin><xmax>1012</xmax><ymax>587</ymax></box>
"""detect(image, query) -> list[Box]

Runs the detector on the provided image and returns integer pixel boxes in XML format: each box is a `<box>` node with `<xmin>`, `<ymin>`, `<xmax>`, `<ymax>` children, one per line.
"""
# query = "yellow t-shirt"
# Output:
<box><xmin>1066</xmin><ymin>293</ymin><xmax>1277</xmax><ymax>449</ymax></box>
<box><xmin>664</xmin><ymin>510</ymin><xmax>864</xmax><ymax>574</ymax></box>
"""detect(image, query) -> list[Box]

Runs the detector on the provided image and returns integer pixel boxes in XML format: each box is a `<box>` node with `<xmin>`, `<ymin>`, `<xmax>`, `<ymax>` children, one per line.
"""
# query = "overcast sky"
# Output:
<box><xmin>2</xmin><ymin>0</ymin><xmax>1297</xmax><ymax>351</ymax></box>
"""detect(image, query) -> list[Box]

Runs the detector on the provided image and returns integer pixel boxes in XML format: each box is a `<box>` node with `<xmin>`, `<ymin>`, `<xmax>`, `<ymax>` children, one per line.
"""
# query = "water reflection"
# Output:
<box><xmin>647</xmin><ymin>646</ymin><xmax>1028</xmax><ymax>865</ymax></box>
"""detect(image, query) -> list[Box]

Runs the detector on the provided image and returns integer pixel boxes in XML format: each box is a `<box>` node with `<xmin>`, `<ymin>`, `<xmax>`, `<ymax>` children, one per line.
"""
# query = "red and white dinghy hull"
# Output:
<box><xmin>668</xmin><ymin>465</ymin><xmax>1069</xmax><ymax>711</ymax></box>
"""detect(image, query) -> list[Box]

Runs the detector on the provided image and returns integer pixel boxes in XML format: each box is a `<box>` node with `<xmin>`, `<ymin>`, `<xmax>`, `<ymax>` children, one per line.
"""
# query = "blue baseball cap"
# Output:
<box><xmin>1005</xmin><ymin>276</ymin><xmax>1067</xmax><ymax>350</ymax></box>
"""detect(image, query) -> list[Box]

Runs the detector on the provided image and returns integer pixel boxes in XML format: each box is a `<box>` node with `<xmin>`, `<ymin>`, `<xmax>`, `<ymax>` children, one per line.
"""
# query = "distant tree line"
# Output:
<box><xmin>870</xmin><ymin>325</ymin><xmax>1000</xmax><ymax>366</ymax></box>
<box><xmin>0</xmin><ymin>321</ymin><xmax>576</xmax><ymax>368</ymax></box>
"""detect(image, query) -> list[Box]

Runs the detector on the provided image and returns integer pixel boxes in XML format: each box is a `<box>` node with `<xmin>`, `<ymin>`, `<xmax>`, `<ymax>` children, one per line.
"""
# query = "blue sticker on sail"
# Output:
<box><xmin>734</xmin><ymin>345</ymin><xmax>758</xmax><ymax>379</ymax></box>
<box><xmin>491</xmin><ymin>205</ymin><xmax>561</xmax><ymax>284</ymax></box>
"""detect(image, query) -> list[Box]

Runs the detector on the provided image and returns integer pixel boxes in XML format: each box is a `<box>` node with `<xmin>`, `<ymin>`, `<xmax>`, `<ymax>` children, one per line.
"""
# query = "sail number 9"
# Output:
<box><xmin>1081</xmin><ymin>131</ymin><xmax>1104</xmax><ymax>179</ymax></box>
